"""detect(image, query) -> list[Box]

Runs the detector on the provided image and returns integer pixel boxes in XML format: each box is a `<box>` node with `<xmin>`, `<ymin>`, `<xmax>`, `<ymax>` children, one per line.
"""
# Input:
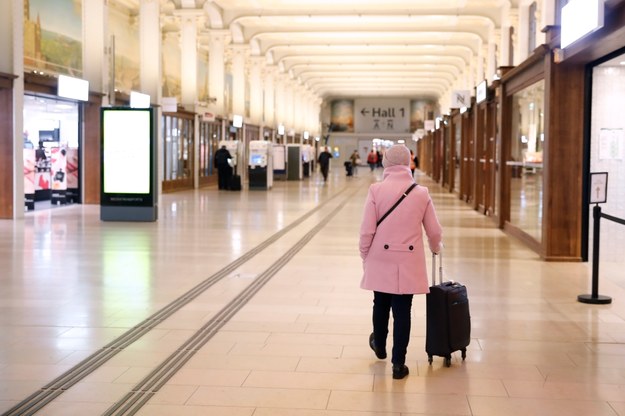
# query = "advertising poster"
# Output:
<box><xmin>410</xmin><ymin>100</ymin><xmax>437</xmax><ymax>132</ymax></box>
<box><xmin>24</xmin><ymin>149</ymin><xmax>36</xmax><ymax>210</ymax></box>
<box><xmin>50</xmin><ymin>147</ymin><xmax>67</xmax><ymax>204</ymax></box>
<box><xmin>23</xmin><ymin>0</ymin><xmax>83</xmax><ymax>75</ymax></box>
<box><xmin>330</xmin><ymin>99</ymin><xmax>354</xmax><ymax>132</ymax></box>
<box><xmin>66</xmin><ymin>147</ymin><xmax>79</xmax><ymax>202</ymax></box>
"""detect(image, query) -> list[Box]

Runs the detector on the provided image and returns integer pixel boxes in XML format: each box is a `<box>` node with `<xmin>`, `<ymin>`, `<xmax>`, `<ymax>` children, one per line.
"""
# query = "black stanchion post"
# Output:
<box><xmin>578</xmin><ymin>204</ymin><xmax>612</xmax><ymax>304</ymax></box>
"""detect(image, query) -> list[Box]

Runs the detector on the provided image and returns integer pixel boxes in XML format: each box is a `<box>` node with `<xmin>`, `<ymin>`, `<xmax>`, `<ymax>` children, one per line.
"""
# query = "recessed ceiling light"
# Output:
<box><xmin>620</xmin><ymin>61</ymin><xmax>625</xmax><ymax>65</ymax></box>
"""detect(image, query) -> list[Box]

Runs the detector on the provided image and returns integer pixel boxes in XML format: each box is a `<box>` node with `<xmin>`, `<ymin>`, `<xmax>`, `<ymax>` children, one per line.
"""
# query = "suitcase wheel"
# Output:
<box><xmin>461</xmin><ymin>349</ymin><xmax>467</xmax><ymax>361</ymax></box>
<box><xmin>428</xmin><ymin>355</ymin><xmax>433</xmax><ymax>365</ymax></box>
<box><xmin>444</xmin><ymin>356</ymin><xmax>452</xmax><ymax>367</ymax></box>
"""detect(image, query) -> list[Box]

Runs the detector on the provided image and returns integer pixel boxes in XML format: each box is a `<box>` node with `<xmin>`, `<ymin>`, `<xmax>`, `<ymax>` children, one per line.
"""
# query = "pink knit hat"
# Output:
<box><xmin>382</xmin><ymin>144</ymin><xmax>411</xmax><ymax>168</ymax></box>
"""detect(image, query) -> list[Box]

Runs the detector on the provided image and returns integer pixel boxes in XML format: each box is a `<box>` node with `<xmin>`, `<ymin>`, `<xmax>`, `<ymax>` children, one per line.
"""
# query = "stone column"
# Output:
<box><xmin>0</xmin><ymin>0</ymin><xmax>23</xmax><ymax>218</ymax></box>
<box><xmin>83</xmin><ymin>0</ymin><xmax>106</xmax><ymax>95</ymax></box>
<box><xmin>177</xmin><ymin>10</ymin><xmax>202</xmax><ymax>108</ymax></box>
<box><xmin>263</xmin><ymin>65</ymin><xmax>276</xmax><ymax>128</ymax></box>
<box><xmin>229</xmin><ymin>44</ymin><xmax>248</xmax><ymax>118</ymax></box>
<box><xmin>207</xmin><ymin>29</ymin><xmax>229</xmax><ymax>116</ymax></box>
<box><xmin>139</xmin><ymin>0</ymin><xmax>162</xmax><ymax>195</ymax></box>
<box><xmin>508</xmin><ymin>9</ymin><xmax>519</xmax><ymax>65</ymax></box>
<box><xmin>249</xmin><ymin>56</ymin><xmax>264</xmax><ymax>125</ymax></box>
<box><xmin>274</xmin><ymin>75</ymin><xmax>286</xmax><ymax>137</ymax></box>
<box><xmin>517</xmin><ymin>6</ymin><xmax>529</xmax><ymax>64</ymax></box>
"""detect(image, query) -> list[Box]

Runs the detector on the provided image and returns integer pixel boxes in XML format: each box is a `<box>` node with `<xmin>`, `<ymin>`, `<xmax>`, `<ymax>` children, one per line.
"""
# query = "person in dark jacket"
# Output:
<box><xmin>214</xmin><ymin>145</ymin><xmax>233</xmax><ymax>190</ymax></box>
<box><xmin>317</xmin><ymin>146</ymin><xmax>333</xmax><ymax>182</ymax></box>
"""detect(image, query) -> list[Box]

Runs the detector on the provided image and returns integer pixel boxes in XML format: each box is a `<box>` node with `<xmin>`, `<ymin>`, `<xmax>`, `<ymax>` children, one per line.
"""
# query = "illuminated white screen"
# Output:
<box><xmin>561</xmin><ymin>0</ymin><xmax>604</xmax><ymax>49</ymax></box>
<box><xmin>103</xmin><ymin>110</ymin><xmax>151</xmax><ymax>194</ymax></box>
<box><xmin>58</xmin><ymin>75</ymin><xmax>89</xmax><ymax>101</ymax></box>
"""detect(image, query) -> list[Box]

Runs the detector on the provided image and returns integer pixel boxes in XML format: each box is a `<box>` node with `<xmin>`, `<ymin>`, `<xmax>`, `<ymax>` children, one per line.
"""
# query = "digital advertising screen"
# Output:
<box><xmin>101</xmin><ymin>107</ymin><xmax>154</xmax><ymax>206</ymax></box>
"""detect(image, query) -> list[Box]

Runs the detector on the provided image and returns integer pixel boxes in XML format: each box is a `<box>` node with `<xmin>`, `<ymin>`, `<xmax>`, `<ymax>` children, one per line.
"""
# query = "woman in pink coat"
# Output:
<box><xmin>359</xmin><ymin>144</ymin><xmax>442</xmax><ymax>379</ymax></box>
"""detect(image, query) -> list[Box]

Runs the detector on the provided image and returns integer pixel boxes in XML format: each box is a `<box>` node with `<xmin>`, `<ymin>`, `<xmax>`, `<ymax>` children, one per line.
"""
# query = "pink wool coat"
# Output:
<box><xmin>359</xmin><ymin>165</ymin><xmax>443</xmax><ymax>295</ymax></box>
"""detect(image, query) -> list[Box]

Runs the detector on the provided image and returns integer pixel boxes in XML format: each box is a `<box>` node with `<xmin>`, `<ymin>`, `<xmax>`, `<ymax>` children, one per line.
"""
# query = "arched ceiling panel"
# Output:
<box><xmin>171</xmin><ymin>0</ymin><xmax>514</xmax><ymax>101</ymax></box>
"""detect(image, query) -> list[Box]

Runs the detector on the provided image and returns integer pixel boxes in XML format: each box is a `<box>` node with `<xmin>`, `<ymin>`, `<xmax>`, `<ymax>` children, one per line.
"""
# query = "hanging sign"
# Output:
<box><xmin>354</xmin><ymin>98</ymin><xmax>410</xmax><ymax>133</ymax></box>
<box><xmin>451</xmin><ymin>90</ymin><xmax>471</xmax><ymax>109</ymax></box>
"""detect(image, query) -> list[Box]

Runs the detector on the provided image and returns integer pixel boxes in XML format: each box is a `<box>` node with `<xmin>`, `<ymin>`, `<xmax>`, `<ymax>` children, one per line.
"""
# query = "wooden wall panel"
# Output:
<box><xmin>0</xmin><ymin>75</ymin><xmax>15</xmax><ymax>219</ymax></box>
<box><xmin>542</xmin><ymin>55</ymin><xmax>585</xmax><ymax>261</ymax></box>
<box><xmin>83</xmin><ymin>95</ymin><xmax>102</xmax><ymax>204</ymax></box>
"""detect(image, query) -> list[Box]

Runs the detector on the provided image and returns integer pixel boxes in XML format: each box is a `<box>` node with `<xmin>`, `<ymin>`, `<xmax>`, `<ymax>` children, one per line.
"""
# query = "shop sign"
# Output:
<box><xmin>130</xmin><ymin>91</ymin><xmax>150</xmax><ymax>108</ymax></box>
<box><xmin>58</xmin><ymin>75</ymin><xmax>89</xmax><ymax>102</ymax></box>
<box><xmin>561</xmin><ymin>0</ymin><xmax>604</xmax><ymax>49</ymax></box>
<box><xmin>162</xmin><ymin>97</ymin><xmax>177</xmax><ymax>112</ymax></box>
<box><xmin>476</xmin><ymin>80</ymin><xmax>488</xmax><ymax>104</ymax></box>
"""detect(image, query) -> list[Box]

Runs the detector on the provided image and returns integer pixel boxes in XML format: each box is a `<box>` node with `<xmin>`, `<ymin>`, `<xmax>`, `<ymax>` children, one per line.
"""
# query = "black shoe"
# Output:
<box><xmin>369</xmin><ymin>333</ymin><xmax>387</xmax><ymax>359</ymax></box>
<box><xmin>392</xmin><ymin>364</ymin><xmax>409</xmax><ymax>380</ymax></box>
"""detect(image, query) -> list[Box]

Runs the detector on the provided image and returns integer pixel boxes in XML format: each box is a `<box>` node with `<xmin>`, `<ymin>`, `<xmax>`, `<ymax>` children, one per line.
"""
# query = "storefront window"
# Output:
<box><xmin>509</xmin><ymin>79</ymin><xmax>545</xmax><ymax>242</ymax></box>
<box><xmin>589</xmin><ymin>53</ymin><xmax>625</xmax><ymax>260</ymax></box>
<box><xmin>163</xmin><ymin>114</ymin><xmax>194</xmax><ymax>181</ymax></box>
<box><xmin>199</xmin><ymin>120</ymin><xmax>221</xmax><ymax>177</ymax></box>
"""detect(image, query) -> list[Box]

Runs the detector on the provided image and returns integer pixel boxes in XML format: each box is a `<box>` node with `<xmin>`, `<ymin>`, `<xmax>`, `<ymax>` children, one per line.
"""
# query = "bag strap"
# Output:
<box><xmin>376</xmin><ymin>183</ymin><xmax>417</xmax><ymax>227</ymax></box>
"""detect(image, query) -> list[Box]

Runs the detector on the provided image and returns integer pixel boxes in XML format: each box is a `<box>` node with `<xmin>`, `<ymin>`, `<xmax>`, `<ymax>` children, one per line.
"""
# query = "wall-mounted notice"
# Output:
<box><xmin>354</xmin><ymin>98</ymin><xmax>410</xmax><ymax>133</ymax></box>
<box><xmin>589</xmin><ymin>172</ymin><xmax>608</xmax><ymax>204</ymax></box>
<box><xmin>599</xmin><ymin>128</ymin><xmax>624</xmax><ymax>160</ymax></box>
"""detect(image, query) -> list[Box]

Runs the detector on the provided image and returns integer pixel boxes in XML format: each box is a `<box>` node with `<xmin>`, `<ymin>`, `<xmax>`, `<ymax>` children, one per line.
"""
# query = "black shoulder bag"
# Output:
<box><xmin>376</xmin><ymin>183</ymin><xmax>417</xmax><ymax>227</ymax></box>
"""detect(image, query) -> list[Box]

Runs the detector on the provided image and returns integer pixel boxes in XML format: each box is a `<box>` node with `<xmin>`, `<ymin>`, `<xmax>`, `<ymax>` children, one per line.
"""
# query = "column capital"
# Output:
<box><xmin>202</xmin><ymin>29</ymin><xmax>231</xmax><ymax>44</ymax></box>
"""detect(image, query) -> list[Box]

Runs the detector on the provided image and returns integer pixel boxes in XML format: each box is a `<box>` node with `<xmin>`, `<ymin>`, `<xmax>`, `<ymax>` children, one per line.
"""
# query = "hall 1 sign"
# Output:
<box><xmin>354</xmin><ymin>98</ymin><xmax>410</xmax><ymax>133</ymax></box>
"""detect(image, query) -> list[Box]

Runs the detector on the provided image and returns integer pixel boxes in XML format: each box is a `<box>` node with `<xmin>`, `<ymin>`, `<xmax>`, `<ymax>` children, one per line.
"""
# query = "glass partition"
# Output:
<box><xmin>509</xmin><ymin>79</ymin><xmax>545</xmax><ymax>242</ymax></box>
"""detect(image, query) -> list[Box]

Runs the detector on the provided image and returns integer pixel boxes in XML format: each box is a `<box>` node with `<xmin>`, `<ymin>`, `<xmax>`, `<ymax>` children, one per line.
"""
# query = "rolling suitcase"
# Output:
<box><xmin>425</xmin><ymin>251</ymin><xmax>471</xmax><ymax>367</ymax></box>
<box><xmin>229</xmin><ymin>174</ymin><xmax>242</xmax><ymax>191</ymax></box>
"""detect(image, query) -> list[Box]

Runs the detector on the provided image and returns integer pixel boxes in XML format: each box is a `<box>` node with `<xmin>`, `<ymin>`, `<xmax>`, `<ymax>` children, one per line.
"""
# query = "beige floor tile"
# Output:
<box><xmin>187</xmin><ymin>386</ymin><xmax>330</xmax><ymax>409</ymax></box>
<box><xmin>243</xmin><ymin>370</ymin><xmax>373</xmax><ymax>391</ymax></box>
<box><xmin>374</xmin><ymin>375</ymin><xmax>507</xmax><ymax>397</ymax></box>
<box><xmin>167</xmin><ymin>368</ymin><xmax>250</xmax><ymax>386</ymax></box>
<box><xmin>503</xmin><ymin>379</ymin><xmax>625</xmax><ymax>401</ymax></box>
<box><xmin>137</xmin><ymin>404</ymin><xmax>254</xmax><ymax>416</ymax></box>
<box><xmin>182</xmin><ymin>353</ymin><xmax>300</xmax><ymax>372</ymax></box>
<box><xmin>327</xmin><ymin>390</ymin><xmax>471</xmax><ymax>414</ymax></box>
<box><xmin>468</xmin><ymin>395</ymin><xmax>618</xmax><ymax>416</ymax></box>
<box><xmin>229</xmin><ymin>342</ymin><xmax>343</xmax><ymax>358</ymax></box>
<box><xmin>252</xmin><ymin>410</ymin><xmax>399</xmax><ymax>416</ymax></box>
<box><xmin>34</xmin><ymin>401</ymin><xmax>112</xmax><ymax>416</ymax></box>
<box><xmin>148</xmin><ymin>384</ymin><xmax>200</xmax><ymax>405</ymax></box>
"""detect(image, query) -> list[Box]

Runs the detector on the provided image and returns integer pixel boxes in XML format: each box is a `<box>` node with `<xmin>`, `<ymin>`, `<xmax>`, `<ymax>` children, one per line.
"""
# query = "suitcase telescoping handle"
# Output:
<box><xmin>431</xmin><ymin>248</ymin><xmax>443</xmax><ymax>286</ymax></box>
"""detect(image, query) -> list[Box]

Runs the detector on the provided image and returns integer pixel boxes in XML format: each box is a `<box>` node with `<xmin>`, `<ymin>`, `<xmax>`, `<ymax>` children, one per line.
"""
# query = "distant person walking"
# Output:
<box><xmin>318</xmin><ymin>146</ymin><xmax>333</xmax><ymax>182</ymax></box>
<box><xmin>367</xmin><ymin>150</ymin><xmax>378</xmax><ymax>172</ymax></box>
<box><xmin>350</xmin><ymin>149</ymin><xmax>361</xmax><ymax>176</ymax></box>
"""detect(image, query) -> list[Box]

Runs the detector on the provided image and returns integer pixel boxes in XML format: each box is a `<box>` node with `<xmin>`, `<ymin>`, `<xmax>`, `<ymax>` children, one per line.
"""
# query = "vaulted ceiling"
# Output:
<box><xmin>125</xmin><ymin>0</ymin><xmax>526</xmax><ymax>103</ymax></box>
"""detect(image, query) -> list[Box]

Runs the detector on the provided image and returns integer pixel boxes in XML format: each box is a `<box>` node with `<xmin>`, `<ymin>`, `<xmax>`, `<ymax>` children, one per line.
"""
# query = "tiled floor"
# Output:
<box><xmin>1</xmin><ymin>168</ymin><xmax>625</xmax><ymax>416</ymax></box>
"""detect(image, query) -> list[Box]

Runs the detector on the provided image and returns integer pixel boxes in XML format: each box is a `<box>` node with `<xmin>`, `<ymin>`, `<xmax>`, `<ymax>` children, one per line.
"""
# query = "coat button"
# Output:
<box><xmin>409</xmin><ymin>245</ymin><xmax>414</xmax><ymax>250</ymax></box>
<box><xmin>384</xmin><ymin>244</ymin><xmax>389</xmax><ymax>249</ymax></box>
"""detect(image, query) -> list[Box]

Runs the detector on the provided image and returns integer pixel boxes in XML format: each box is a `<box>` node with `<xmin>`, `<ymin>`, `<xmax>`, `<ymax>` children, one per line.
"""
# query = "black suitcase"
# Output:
<box><xmin>229</xmin><ymin>175</ymin><xmax>242</xmax><ymax>191</ymax></box>
<box><xmin>425</xmin><ymin>251</ymin><xmax>471</xmax><ymax>367</ymax></box>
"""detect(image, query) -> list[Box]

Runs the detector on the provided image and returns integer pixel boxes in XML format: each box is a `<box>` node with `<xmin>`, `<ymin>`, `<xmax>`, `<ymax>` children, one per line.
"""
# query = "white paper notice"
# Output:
<box><xmin>599</xmin><ymin>128</ymin><xmax>624</xmax><ymax>160</ymax></box>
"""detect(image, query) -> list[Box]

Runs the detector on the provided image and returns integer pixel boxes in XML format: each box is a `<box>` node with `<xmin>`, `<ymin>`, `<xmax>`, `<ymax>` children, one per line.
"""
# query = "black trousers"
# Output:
<box><xmin>372</xmin><ymin>291</ymin><xmax>414</xmax><ymax>366</ymax></box>
<box><xmin>217</xmin><ymin>165</ymin><xmax>232</xmax><ymax>189</ymax></box>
